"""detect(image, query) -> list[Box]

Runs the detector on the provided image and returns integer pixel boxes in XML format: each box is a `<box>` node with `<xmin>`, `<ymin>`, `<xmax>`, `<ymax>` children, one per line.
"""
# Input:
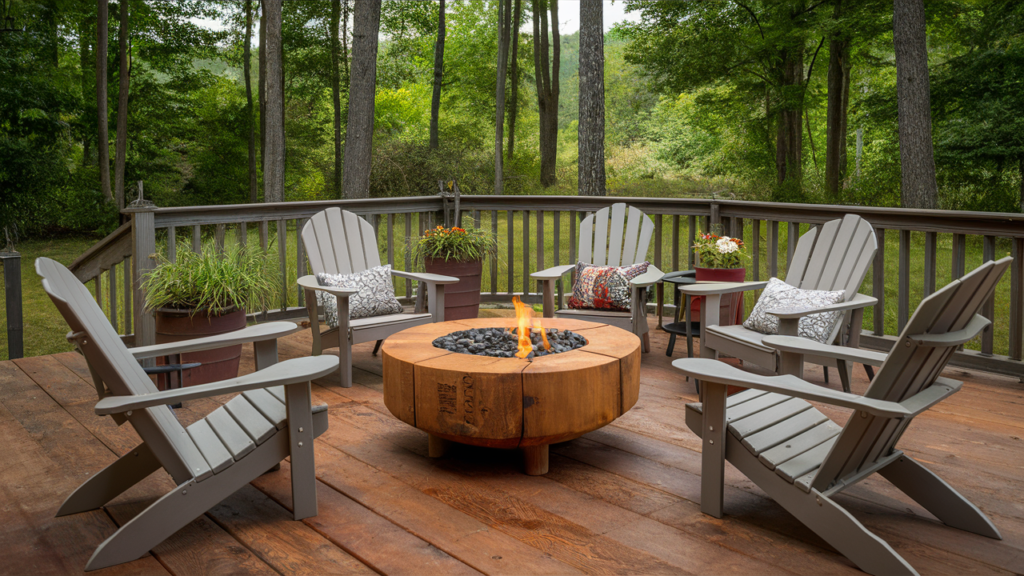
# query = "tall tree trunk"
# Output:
<box><xmin>893</xmin><ymin>0</ymin><xmax>938</xmax><ymax>209</ymax></box>
<box><xmin>342</xmin><ymin>0</ymin><xmax>350</xmax><ymax>81</ymax></box>
<box><xmin>506</xmin><ymin>0</ymin><xmax>521</xmax><ymax>160</ymax></box>
<box><xmin>494</xmin><ymin>0</ymin><xmax>511</xmax><ymax>194</ymax></box>
<box><xmin>532</xmin><ymin>0</ymin><xmax>559</xmax><ymax>188</ymax></box>
<box><xmin>96</xmin><ymin>0</ymin><xmax>112</xmax><ymax>202</ymax></box>
<box><xmin>1019</xmin><ymin>156</ymin><xmax>1023</xmax><ymax>212</ymax></box>
<box><xmin>263</xmin><ymin>0</ymin><xmax>284</xmax><ymax>203</ymax></box>
<box><xmin>45</xmin><ymin>0</ymin><xmax>59</xmax><ymax>67</ymax></box>
<box><xmin>331</xmin><ymin>0</ymin><xmax>343</xmax><ymax>198</ymax></box>
<box><xmin>342</xmin><ymin>0</ymin><xmax>381</xmax><ymax>199</ymax></box>
<box><xmin>244</xmin><ymin>0</ymin><xmax>257</xmax><ymax>203</ymax></box>
<box><xmin>824</xmin><ymin>1</ymin><xmax>850</xmax><ymax>197</ymax></box>
<box><xmin>578</xmin><ymin>0</ymin><xmax>605</xmax><ymax>196</ymax></box>
<box><xmin>775</xmin><ymin>46</ymin><xmax>803</xmax><ymax>190</ymax></box>
<box><xmin>80</xmin><ymin>16</ymin><xmax>94</xmax><ymax>167</ymax></box>
<box><xmin>429</xmin><ymin>0</ymin><xmax>445</xmax><ymax>150</ymax></box>
<box><xmin>113</xmin><ymin>0</ymin><xmax>130</xmax><ymax>211</ymax></box>
<box><xmin>259</xmin><ymin>0</ymin><xmax>267</xmax><ymax>175</ymax></box>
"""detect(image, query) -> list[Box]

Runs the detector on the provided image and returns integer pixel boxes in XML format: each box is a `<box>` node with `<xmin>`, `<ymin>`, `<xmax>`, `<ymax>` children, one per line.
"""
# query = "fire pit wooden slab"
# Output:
<box><xmin>381</xmin><ymin>318</ymin><xmax>640</xmax><ymax>475</ymax></box>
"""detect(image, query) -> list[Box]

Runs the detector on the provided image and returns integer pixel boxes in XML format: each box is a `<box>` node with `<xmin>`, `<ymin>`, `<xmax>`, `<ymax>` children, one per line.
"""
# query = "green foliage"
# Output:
<box><xmin>415</xmin><ymin>220</ymin><xmax>496</xmax><ymax>263</ymax></box>
<box><xmin>143</xmin><ymin>243</ymin><xmax>281</xmax><ymax>315</ymax></box>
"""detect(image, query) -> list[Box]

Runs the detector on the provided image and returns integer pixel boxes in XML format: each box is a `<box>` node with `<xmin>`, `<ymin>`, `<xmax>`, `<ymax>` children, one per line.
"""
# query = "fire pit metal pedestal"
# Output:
<box><xmin>382</xmin><ymin>318</ymin><xmax>641</xmax><ymax>475</ymax></box>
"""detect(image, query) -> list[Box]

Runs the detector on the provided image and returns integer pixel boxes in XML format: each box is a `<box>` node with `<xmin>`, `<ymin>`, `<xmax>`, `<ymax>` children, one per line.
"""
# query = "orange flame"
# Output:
<box><xmin>511</xmin><ymin>296</ymin><xmax>550</xmax><ymax>359</ymax></box>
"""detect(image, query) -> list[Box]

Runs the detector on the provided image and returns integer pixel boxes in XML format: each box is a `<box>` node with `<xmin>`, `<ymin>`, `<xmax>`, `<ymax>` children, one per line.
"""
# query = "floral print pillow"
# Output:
<box><xmin>567</xmin><ymin>261</ymin><xmax>650</xmax><ymax>312</ymax></box>
<box><xmin>316</xmin><ymin>265</ymin><xmax>405</xmax><ymax>328</ymax></box>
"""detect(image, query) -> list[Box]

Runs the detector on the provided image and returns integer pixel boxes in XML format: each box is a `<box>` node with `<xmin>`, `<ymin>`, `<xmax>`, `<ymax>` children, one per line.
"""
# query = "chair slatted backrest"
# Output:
<box><xmin>784</xmin><ymin>214</ymin><xmax>877</xmax><ymax>300</ymax></box>
<box><xmin>36</xmin><ymin>258</ymin><xmax>210</xmax><ymax>484</ymax></box>
<box><xmin>301</xmin><ymin>208</ymin><xmax>381</xmax><ymax>276</ymax></box>
<box><xmin>810</xmin><ymin>257</ymin><xmax>1011</xmax><ymax>492</ymax></box>
<box><xmin>578</xmin><ymin>203</ymin><xmax>655</xmax><ymax>267</ymax></box>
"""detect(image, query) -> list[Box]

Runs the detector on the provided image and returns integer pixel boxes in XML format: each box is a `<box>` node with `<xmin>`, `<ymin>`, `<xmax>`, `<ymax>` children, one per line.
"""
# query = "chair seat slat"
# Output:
<box><xmin>760</xmin><ymin>421</ymin><xmax>842</xmax><ymax>471</ymax></box>
<box><xmin>243</xmin><ymin>388</ymin><xmax>288</xmax><ymax>430</ymax></box>
<box><xmin>741</xmin><ymin>407</ymin><xmax>830</xmax><ymax>456</ymax></box>
<box><xmin>186</xmin><ymin>419</ymin><xmax>234</xmax><ymax>475</ymax></box>
<box><xmin>206</xmin><ymin>406</ymin><xmax>256</xmax><ymax>461</ymax></box>
<box><xmin>729</xmin><ymin>398</ymin><xmax>810</xmax><ymax>438</ymax></box>
<box><xmin>224</xmin><ymin>395</ymin><xmax>276</xmax><ymax>445</ymax></box>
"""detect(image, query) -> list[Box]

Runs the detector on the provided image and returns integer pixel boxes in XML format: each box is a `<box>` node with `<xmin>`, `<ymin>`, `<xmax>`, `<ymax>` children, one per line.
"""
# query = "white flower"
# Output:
<box><xmin>716</xmin><ymin>237</ymin><xmax>739</xmax><ymax>254</ymax></box>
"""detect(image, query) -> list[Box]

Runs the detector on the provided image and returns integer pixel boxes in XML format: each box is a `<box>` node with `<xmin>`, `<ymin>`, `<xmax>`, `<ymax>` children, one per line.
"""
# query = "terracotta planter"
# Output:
<box><xmin>691</xmin><ymin>267</ymin><xmax>746</xmax><ymax>326</ymax></box>
<box><xmin>154</xmin><ymin>307</ymin><xmax>247</xmax><ymax>389</ymax></box>
<box><xmin>423</xmin><ymin>258</ymin><xmax>482</xmax><ymax>321</ymax></box>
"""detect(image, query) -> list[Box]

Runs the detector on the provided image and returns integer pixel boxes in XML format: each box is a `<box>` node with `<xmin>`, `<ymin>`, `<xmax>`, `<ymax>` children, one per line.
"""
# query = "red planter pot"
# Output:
<box><xmin>154</xmin><ymin>307</ymin><xmax>247</xmax><ymax>388</ymax></box>
<box><xmin>691</xmin><ymin>267</ymin><xmax>746</xmax><ymax>326</ymax></box>
<box><xmin>424</xmin><ymin>258</ymin><xmax>482</xmax><ymax>321</ymax></box>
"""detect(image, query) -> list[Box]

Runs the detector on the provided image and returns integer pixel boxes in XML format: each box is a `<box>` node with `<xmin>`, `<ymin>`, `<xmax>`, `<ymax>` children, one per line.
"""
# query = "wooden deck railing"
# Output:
<box><xmin>66</xmin><ymin>194</ymin><xmax>1024</xmax><ymax>379</ymax></box>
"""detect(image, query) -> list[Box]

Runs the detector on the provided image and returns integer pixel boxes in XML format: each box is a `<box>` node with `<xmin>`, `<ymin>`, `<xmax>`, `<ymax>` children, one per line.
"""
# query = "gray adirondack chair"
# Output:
<box><xmin>674</xmin><ymin>257</ymin><xmax>1010</xmax><ymax>576</ymax></box>
<box><xmin>682</xmin><ymin>214</ymin><xmax>878</xmax><ymax>391</ymax></box>
<box><xmin>36</xmin><ymin>257</ymin><xmax>339</xmax><ymax>571</ymax></box>
<box><xmin>531</xmin><ymin>203</ymin><xmax>664</xmax><ymax>352</ymax></box>
<box><xmin>298</xmin><ymin>208</ymin><xmax>458</xmax><ymax>388</ymax></box>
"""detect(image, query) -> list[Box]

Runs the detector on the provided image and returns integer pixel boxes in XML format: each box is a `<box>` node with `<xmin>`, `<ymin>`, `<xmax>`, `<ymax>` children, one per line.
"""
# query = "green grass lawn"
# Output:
<box><xmin>2</xmin><ymin>213</ymin><xmax>1015</xmax><ymax>360</ymax></box>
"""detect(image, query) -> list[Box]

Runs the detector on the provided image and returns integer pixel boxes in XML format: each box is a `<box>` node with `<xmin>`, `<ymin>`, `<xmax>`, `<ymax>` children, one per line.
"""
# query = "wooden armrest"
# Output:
<box><xmin>761</xmin><ymin>335</ymin><xmax>888</xmax><ymax>367</ymax></box>
<box><xmin>677</xmin><ymin>281</ymin><xmax>768</xmax><ymax>296</ymax></box>
<box><xmin>531</xmin><ymin>264</ymin><xmax>575</xmax><ymax>281</ymax></box>
<box><xmin>908</xmin><ymin>315</ymin><xmax>990</xmax><ymax>347</ymax></box>
<box><xmin>672</xmin><ymin>358</ymin><xmax>910</xmax><ymax>418</ymax></box>
<box><xmin>130</xmin><ymin>322</ymin><xmax>301</xmax><ymax>360</ymax></box>
<box><xmin>391</xmin><ymin>269</ymin><xmax>460</xmax><ymax>285</ymax></box>
<box><xmin>630</xmin><ymin>265</ymin><xmax>664</xmax><ymax>288</ymax></box>
<box><xmin>297</xmin><ymin>275</ymin><xmax>358</xmax><ymax>297</ymax></box>
<box><xmin>95</xmin><ymin>356</ymin><xmax>339</xmax><ymax>415</ymax></box>
<box><xmin>766</xmin><ymin>293</ymin><xmax>877</xmax><ymax>319</ymax></box>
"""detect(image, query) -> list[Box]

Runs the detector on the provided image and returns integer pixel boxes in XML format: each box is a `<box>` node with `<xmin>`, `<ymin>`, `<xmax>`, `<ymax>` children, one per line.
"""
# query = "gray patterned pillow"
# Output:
<box><xmin>316</xmin><ymin>265</ymin><xmax>404</xmax><ymax>328</ymax></box>
<box><xmin>743</xmin><ymin>278</ymin><xmax>845</xmax><ymax>344</ymax></box>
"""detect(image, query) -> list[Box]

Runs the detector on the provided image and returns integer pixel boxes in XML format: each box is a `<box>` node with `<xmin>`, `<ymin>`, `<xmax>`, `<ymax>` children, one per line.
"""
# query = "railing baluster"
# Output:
<box><xmin>215</xmin><ymin>224</ymin><xmax>226</xmax><ymax>254</ymax></box>
<box><xmin>506</xmin><ymin>210</ymin><xmax>514</xmax><ymax>294</ymax></box>
<box><xmin>192</xmin><ymin>224</ymin><xmax>201</xmax><ymax>253</ymax></box>
<box><xmin>952</xmin><ymin>233</ymin><xmax>966</xmax><ymax>279</ymax></box>
<box><xmin>277</xmin><ymin>219</ymin><xmax>287</xmax><ymax>311</ymax></box>
<box><xmin>167</xmin><ymin>226</ymin><xmax>176</xmax><ymax>263</ymax></box>
<box><xmin>553</xmin><ymin>210</ymin><xmax>561</xmax><ymax>303</ymax></box>
<box><xmin>654</xmin><ymin>214</ymin><xmax>663</xmax><ymax>270</ymax></box>
<box><xmin>768</xmin><ymin>221</ymin><xmax>779</xmax><ymax>278</ymax></box>
<box><xmin>981</xmin><ymin>235</ymin><xmax>996</xmax><ymax>355</ymax></box>
<box><xmin>671</xmin><ymin>215</ymin><xmax>680</xmax><ymax>272</ymax></box>
<box><xmin>239</xmin><ymin>222</ymin><xmax>248</xmax><ymax>247</ymax></box>
<box><xmin>108</xmin><ymin>264</ymin><xmax>117</xmax><ymax>330</ymax></box>
<box><xmin>523</xmin><ymin>210</ymin><xmax>530</xmax><ymax>296</ymax></box>
<box><xmin>688</xmin><ymin>215</ymin><xmax>696</xmax><ymax>269</ymax></box>
<box><xmin>873</xmin><ymin>228</ymin><xmax>885</xmax><ymax>336</ymax></box>
<box><xmin>752</xmin><ymin>219</ymin><xmax>761</xmax><ymax>282</ymax></box>
<box><xmin>296</xmin><ymin>218</ymin><xmax>307</xmax><ymax>307</ymax></box>
<box><xmin>386</xmin><ymin>214</ymin><xmax>395</xmax><ymax>268</ymax></box>
<box><xmin>473</xmin><ymin>210</ymin><xmax>481</xmax><ymax>228</ymax></box>
<box><xmin>898</xmin><ymin>229</ymin><xmax>911</xmax><ymax>333</ymax></box>
<box><xmin>923</xmin><ymin>231</ymin><xmax>937</xmax><ymax>297</ymax></box>
<box><xmin>1010</xmin><ymin>238</ymin><xmax>1023</xmax><ymax>362</ymax></box>
<box><xmin>490</xmin><ymin>211</ymin><xmax>498</xmax><ymax>295</ymax></box>
<box><xmin>536</xmin><ymin>210</ymin><xmax>544</xmax><ymax>294</ymax></box>
<box><xmin>405</xmin><ymin>213</ymin><xmax>412</xmax><ymax>297</ymax></box>
<box><xmin>122</xmin><ymin>255</ymin><xmax>131</xmax><ymax>337</ymax></box>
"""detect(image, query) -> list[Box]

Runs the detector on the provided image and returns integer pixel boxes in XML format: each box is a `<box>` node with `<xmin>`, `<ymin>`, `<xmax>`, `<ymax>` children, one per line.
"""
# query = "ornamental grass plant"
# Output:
<box><xmin>416</xmin><ymin>220</ymin><xmax>496</xmax><ymax>263</ymax></box>
<box><xmin>693</xmin><ymin>226</ymin><xmax>747</xmax><ymax>269</ymax></box>
<box><xmin>142</xmin><ymin>243</ymin><xmax>281</xmax><ymax>315</ymax></box>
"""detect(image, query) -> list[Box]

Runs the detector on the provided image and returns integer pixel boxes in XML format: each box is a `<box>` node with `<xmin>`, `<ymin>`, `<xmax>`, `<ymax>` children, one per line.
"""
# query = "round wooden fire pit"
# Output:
<box><xmin>381</xmin><ymin>318</ymin><xmax>640</xmax><ymax>475</ymax></box>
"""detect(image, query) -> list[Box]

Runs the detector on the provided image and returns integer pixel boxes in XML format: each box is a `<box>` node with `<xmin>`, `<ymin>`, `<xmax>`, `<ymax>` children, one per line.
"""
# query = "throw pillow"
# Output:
<box><xmin>316</xmin><ymin>265</ymin><xmax>405</xmax><ymax>328</ymax></box>
<box><xmin>567</xmin><ymin>261</ymin><xmax>650</xmax><ymax>312</ymax></box>
<box><xmin>743</xmin><ymin>277</ymin><xmax>845</xmax><ymax>344</ymax></box>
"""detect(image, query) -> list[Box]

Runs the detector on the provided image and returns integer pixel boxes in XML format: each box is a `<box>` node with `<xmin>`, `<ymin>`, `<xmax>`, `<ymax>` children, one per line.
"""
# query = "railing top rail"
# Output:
<box><xmin>67</xmin><ymin>221</ymin><xmax>132</xmax><ymax>281</ymax></box>
<box><xmin>147</xmin><ymin>196</ymin><xmax>444</xmax><ymax>228</ymax></box>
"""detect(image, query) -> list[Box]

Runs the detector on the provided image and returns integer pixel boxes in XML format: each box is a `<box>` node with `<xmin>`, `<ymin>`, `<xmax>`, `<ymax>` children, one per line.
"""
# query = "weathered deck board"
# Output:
<box><xmin>1</xmin><ymin>318</ymin><xmax>1022</xmax><ymax>575</ymax></box>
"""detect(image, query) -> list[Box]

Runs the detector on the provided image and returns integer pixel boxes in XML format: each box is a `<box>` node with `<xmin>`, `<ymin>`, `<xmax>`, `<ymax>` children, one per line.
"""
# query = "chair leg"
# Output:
<box><xmin>57</xmin><ymin>442</ymin><xmax>161</xmax><ymax>517</ymax></box>
<box><xmin>836</xmin><ymin>359</ymin><xmax>852</xmax><ymax>393</ymax></box>
<box><xmin>372</xmin><ymin>339</ymin><xmax>383</xmax><ymax>356</ymax></box>
<box><xmin>338</xmin><ymin>345</ymin><xmax>352</xmax><ymax>388</ymax></box>
<box><xmin>823</xmin><ymin>367</ymin><xmax>829</xmax><ymax>383</ymax></box>
<box><xmin>864</xmin><ymin>364</ymin><xmax>875</xmax><ymax>381</ymax></box>
<box><xmin>641</xmin><ymin>332</ymin><xmax>651</xmax><ymax>353</ymax></box>
<box><xmin>880</xmin><ymin>454</ymin><xmax>1002</xmax><ymax>539</ymax></box>
<box><xmin>666</xmin><ymin>333</ymin><xmax>676</xmax><ymax>357</ymax></box>
<box><xmin>86</xmin><ymin>431</ymin><xmax>289</xmax><ymax>571</ymax></box>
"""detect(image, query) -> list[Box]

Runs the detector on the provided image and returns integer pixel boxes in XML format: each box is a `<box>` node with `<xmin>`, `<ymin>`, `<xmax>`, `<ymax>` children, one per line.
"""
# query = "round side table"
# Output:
<box><xmin>659</xmin><ymin>271</ymin><xmax>700</xmax><ymax>359</ymax></box>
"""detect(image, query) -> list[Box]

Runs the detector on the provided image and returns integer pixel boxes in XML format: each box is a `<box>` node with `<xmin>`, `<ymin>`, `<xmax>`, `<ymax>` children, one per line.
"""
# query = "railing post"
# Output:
<box><xmin>125</xmin><ymin>199</ymin><xmax>157</xmax><ymax>352</ymax></box>
<box><xmin>710</xmin><ymin>201</ymin><xmax>721</xmax><ymax>229</ymax></box>
<box><xmin>1</xmin><ymin>249</ymin><xmax>23</xmax><ymax>360</ymax></box>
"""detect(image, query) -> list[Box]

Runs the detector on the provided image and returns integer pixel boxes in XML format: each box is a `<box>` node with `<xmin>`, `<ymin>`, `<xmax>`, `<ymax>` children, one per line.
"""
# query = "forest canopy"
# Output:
<box><xmin>1</xmin><ymin>0</ymin><xmax>1021</xmax><ymax>240</ymax></box>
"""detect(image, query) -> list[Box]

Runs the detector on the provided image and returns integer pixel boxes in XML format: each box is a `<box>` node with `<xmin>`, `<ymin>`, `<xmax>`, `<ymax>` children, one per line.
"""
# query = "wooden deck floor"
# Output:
<box><xmin>2</xmin><ymin>318</ymin><xmax>1023</xmax><ymax>575</ymax></box>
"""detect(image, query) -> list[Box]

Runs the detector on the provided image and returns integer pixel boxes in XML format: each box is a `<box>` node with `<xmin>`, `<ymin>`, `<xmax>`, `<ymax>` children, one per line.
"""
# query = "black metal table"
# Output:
<box><xmin>659</xmin><ymin>271</ymin><xmax>700</xmax><ymax>358</ymax></box>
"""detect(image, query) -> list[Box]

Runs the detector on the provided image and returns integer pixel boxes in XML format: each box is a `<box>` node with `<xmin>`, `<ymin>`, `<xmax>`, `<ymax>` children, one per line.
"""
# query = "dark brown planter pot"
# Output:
<box><xmin>691</xmin><ymin>267</ymin><xmax>746</xmax><ymax>326</ymax></box>
<box><xmin>423</xmin><ymin>258</ymin><xmax>482</xmax><ymax>321</ymax></box>
<box><xmin>154</xmin><ymin>307</ymin><xmax>247</xmax><ymax>389</ymax></box>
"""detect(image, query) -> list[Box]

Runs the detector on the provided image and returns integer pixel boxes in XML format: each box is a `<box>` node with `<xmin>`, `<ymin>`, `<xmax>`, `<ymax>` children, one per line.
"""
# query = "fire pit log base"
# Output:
<box><xmin>382</xmin><ymin>318</ymin><xmax>641</xmax><ymax>475</ymax></box>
